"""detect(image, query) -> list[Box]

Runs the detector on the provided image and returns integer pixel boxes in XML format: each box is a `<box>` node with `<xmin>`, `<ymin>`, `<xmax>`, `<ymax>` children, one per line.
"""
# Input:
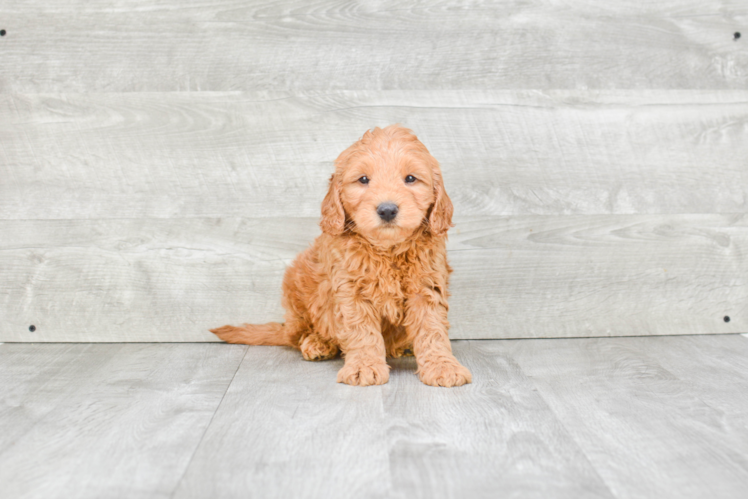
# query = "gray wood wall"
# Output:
<box><xmin>1</xmin><ymin>1</ymin><xmax>746</xmax><ymax>341</ymax></box>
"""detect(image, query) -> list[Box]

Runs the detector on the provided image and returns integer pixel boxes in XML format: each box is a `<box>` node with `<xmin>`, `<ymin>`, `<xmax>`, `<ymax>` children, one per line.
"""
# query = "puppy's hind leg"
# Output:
<box><xmin>382</xmin><ymin>322</ymin><xmax>414</xmax><ymax>358</ymax></box>
<box><xmin>300</xmin><ymin>333</ymin><xmax>339</xmax><ymax>361</ymax></box>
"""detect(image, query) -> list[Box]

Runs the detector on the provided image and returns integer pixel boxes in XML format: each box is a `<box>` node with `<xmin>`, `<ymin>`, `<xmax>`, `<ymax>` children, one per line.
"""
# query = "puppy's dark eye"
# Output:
<box><xmin>358</xmin><ymin>176</ymin><xmax>370</xmax><ymax>184</ymax></box>
<box><xmin>405</xmin><ymin>175</ymin><xmax>417</xmax><ymax>184</ymax></box>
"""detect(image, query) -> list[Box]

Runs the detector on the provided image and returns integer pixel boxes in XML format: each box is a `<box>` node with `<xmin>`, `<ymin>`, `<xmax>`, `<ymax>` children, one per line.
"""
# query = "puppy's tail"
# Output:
<box><xmin>210</xmin><ymin>322</ymin><xmax>296</xmax><ymax>347</ymax></box>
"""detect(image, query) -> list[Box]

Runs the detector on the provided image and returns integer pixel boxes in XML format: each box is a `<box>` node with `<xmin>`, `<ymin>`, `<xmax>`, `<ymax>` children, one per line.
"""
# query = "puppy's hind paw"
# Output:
<box><xmin>389</xmin><ymin>347</ymin><xmax>414</xmax><ymax>358</ymax></box>
<box><xmin>300</xmin><ymin>334</ymin><xmax>339</xmax><ymax>361</ymax></box>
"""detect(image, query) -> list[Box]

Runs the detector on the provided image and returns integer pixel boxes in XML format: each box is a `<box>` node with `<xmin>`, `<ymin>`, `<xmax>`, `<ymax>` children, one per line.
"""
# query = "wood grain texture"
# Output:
<box><xmin>0</xmin><ymin>0</ymin><xmax>745</xmax><ymax>92</ymax></box>
<box><xmin>0</xmin><ymin>218</ymin><xmax>309</xmax><ymax>342</ymax></box>
<box><xmin>449</xmin><ymin>214</ymin><xmax>748</xmax><ymax>339</ymax></box>
<box><xmin>173</xmin><ymin>341</ymin><xmax>612</xmax><ymax>498</ymax></box>
<box><xmin>382</xmin><ymin>342</ymin><xmax>612</xmax><ymax>498</ymax></box>
<box><xmin>1</xmin><ymin>214</ymin><xmax>744</xmax><ymax>342</ymax></box>
<box><xmin>2</xmin><ymin>90</ymin><xmax>747</xmax><ymax>219</ymax></box>
<box><xmin>507</xmin><ymin>335</ymin><xmax>748</xmax><ymax>498</ymax></box>
<box><xmin>3</xmin><ymin>337</ymin><xmax>748</xmax><ymax>497</ymax></box>
<box><xmin>0</xmin><ymin>342</ymin><xmax>247</xmax><ymax>498</ymax></box>
<box><xmin>0</xmin><ymin>344</ymin><xmax>122</xmax><ymax>455</ymax></box>
<box><xmin>620</xmin><ymin>335</ymin><xmax>748</xmax><ymax>457</ymax></box>
<box><xmin>172</xmin><ymin>345</ymin><xmax>392</xmax><ymax>498</ymax></box>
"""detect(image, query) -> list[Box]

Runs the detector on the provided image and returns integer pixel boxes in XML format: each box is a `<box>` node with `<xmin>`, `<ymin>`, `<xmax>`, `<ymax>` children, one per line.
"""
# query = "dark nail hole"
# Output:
<box><xmin>29</xmin><ymin>325</ymin><xmax>36</xmax><ymax>332</ymax></box>
<box><xmin>0</xmin><ymin>30</ymin><xmax>6</xmax><ymax>37</ymax></box>
<box><xmin>735</xmin><ymin>32</ymin><xmax>741</xmax><ymax>40</ymax></box>
<box><xmin>724</xmin><ymin>316</ymin><xmax>731</xmax><ymax>323</ymax></box>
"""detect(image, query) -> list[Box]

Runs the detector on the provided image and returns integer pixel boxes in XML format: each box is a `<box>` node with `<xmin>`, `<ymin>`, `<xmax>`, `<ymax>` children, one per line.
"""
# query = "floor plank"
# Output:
<box><xmin>0</xmin><ymin>343</ymin><xmax>247</xmax><ymax>498</ymax></box>
<box><xmin>2</xmin><ymin>91</ymin><xmax>747</xmax><ymax>219</ymax></box>
<box><xmin>507</xmin><ymin>335</ymin><xmax>748</xmax><ymax>498</ymax></box>
<box><xmin>623</xmin><ymin>335</ymin><xmax>748</xmax><ymax>418</ymax></box>
<box><xmin>620</xmin><ymin>335</ymin><xmax>748</xmax><ymax>461</ymax></box>
<box><xmin>2</xmin><ymin>336</ymin><xmax>748</xmax><ymax>497</ymax></box>
<box><xmin>382</xmin><ymin>342</ymin><xmax>612</xmax><ymax>498</ymax></box>
<box><xmin>0</xmin><ymin>344</ymin><xmax>125</xmax><ymax>454</ymax></box>
<box><xmin>173</xmin><ymin>342</ymin><xmax>612</xmax><ymax>498</ymax></box>
<box><xmin>0</xmin><ymin>1</ymin><xmax>745</xmax><ymax>92</ymax></box>
<box><xmin>172</xmin><ymin>346</ymin><xmax>392</xmax><ymax>498</ymax></box>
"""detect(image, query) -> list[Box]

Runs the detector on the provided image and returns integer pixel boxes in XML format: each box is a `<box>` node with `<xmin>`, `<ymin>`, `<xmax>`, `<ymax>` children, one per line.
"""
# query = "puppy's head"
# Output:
<box><xmin>321</xmin><ymin>125</ymin><xmax>453</xmax><ymax>247</ymax></box>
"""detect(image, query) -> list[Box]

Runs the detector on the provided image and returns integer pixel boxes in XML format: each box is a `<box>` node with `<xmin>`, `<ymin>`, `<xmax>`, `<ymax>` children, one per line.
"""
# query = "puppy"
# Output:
<box><xmin>211</xmin><ymin>125</ymin><xmax>472</xmax><ymax>387</ymax></box>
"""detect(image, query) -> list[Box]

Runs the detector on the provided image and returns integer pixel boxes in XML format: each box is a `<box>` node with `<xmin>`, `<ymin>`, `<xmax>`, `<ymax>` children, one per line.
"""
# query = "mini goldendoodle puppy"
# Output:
<box><xmin>211</xmin><ymin>125</ymin><xmax>472</xmax><ymax>387</ymax></box>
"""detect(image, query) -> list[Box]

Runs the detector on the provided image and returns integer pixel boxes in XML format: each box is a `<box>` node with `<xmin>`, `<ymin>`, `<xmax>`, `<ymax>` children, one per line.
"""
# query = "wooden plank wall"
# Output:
<box><xmin>0</xmin><ymin>1</ymin><xmax>746</xmax><ymax>341</ymax></box>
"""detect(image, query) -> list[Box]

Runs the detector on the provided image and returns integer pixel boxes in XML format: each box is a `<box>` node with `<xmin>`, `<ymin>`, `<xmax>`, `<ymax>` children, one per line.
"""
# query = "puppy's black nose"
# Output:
<box><xmin>377</xmin><ymin>202</ymin><xmax>399</xmax><ymax>222</ymax></box>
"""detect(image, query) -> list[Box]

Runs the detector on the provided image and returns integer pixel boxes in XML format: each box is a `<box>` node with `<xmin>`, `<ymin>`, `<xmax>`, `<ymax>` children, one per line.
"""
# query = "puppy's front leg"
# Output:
<box><xmin>334</xmin><ymin>300</ymin><xmax>389</xmax><ymax>386</ymax></box>
<box><xmin>406</xmin><ymin>293</ymin><xmax>472</xmax><ymax>387</ymax></box>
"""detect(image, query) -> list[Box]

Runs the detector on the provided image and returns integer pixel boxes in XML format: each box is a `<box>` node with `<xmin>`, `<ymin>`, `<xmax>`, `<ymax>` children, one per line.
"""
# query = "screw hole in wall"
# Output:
<box><xmin>0</xmin><ymin>30</ymin><xmax>6</xmax><ymax>37</ymax></box>
<box><xmin>724</xmin><ymin>316</ymin><xmax>731</xmax><ymax>323</ymax></box>
<box><xmin>735</xmin><ymin>32</ymin><xmax>741</xmax><ymax>40</ymax></box>
<box><xmin>29</xmin><ymin>325</ymin><xmax>36</xmax><ymax>332</ymax></box>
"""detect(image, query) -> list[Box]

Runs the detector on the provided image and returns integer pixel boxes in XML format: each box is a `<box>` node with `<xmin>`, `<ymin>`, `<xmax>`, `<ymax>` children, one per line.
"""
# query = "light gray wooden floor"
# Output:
<box><xmin>2</xmin><ymin>335</ymin><xmax>748</xmax><ymax>498</ymax></box>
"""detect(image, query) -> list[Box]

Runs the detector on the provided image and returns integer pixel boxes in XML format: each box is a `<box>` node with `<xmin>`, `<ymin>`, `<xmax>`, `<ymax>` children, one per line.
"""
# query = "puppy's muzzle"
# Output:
<box><xmin>376</xmin><ymin>202</ymin><xmax>399</xmax><ymax>223</ymax></box>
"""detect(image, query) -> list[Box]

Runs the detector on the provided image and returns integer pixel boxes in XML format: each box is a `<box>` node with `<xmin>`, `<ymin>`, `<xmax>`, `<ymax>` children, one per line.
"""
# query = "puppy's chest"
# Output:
<box><xmin>356</xmin><ymin>260</ymin><xmax>412</xmax><ymax>322</ymax></box>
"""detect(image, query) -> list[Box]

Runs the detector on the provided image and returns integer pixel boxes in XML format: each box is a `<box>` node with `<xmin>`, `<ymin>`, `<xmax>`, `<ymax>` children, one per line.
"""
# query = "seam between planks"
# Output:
<box><xmin>169</xmin><ymin>345</ymin><xmax>249</xmax><ymax>498</ymax></box>
<box><xmin>508</xmin><ymin>349</ymin><xmax>618</xmax><ymax>498</ymax></box>
<box><xmin>0</xmin><ymin>344</ymin><xmax>128</xmax><ymax>463</ymax></box>
<box><xmin>514</xmin><ymin>337</ymin><xmax>748</xmax><ymax>498</ymax></box>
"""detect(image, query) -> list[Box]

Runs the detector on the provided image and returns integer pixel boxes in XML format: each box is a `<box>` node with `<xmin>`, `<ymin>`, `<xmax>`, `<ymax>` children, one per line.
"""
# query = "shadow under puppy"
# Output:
<box><xmin>211</xmin><ymin>125</ymin><xmax>472</xmax><ymax>387</ymax></box>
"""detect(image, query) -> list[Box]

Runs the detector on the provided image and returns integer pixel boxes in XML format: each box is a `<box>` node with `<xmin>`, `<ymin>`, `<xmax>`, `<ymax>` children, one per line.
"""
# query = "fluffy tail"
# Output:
<box><xmin>210</xmin><ymin>322</ymin><xmax>295</xmax><ymax>347</ymax></box>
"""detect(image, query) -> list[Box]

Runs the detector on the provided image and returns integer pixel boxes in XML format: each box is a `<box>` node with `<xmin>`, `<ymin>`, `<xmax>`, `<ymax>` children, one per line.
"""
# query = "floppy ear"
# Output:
<box><xmin>428</xmin><ymin>169</ymin><xmax>454</xmax><ymax>237</ymax></box>
<box><xmin>320</xmin><ymin>174</ymin><xmax>345</xmax><ymax>235</ymax></box>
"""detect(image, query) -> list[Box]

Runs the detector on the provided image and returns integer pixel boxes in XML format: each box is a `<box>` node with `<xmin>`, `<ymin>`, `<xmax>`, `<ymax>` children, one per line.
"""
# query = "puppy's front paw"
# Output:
<box><xmin>337</xmin><ymin>361</ymin><xmax>390</xmax><ymax>386</ymax></box>
<box><xmin>418</xmin><ymin>361</ymin><xmax>472</xmax><ymax>387</ymax></box>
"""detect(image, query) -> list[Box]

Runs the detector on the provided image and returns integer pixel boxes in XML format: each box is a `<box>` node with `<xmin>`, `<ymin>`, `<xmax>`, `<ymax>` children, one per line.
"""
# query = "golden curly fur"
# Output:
<box><xmin>211</xmin><ymin>125</ymin><xmax>472</xmax><ymax>387</ymax></box>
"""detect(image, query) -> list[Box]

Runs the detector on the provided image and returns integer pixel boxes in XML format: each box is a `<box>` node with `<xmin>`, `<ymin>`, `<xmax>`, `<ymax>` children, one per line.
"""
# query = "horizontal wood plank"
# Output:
<box><xmin>449</xmin><ymin>214</ymin><xmax>748</xmax><ymax>338</ymax></box>
<box><xmin>0</xmin><ymin>1</ymin><xmax>745</xmax><ymax>92</ymax></box>
<box><xmin>1</xmin><ymin>215</ymin><xmax>744</xmax><ymax>342</ymax></box>
<box><xmin>2</xmin><ymin>91</ymin><xmax>747</xmax><ymax>219</ymax></box>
